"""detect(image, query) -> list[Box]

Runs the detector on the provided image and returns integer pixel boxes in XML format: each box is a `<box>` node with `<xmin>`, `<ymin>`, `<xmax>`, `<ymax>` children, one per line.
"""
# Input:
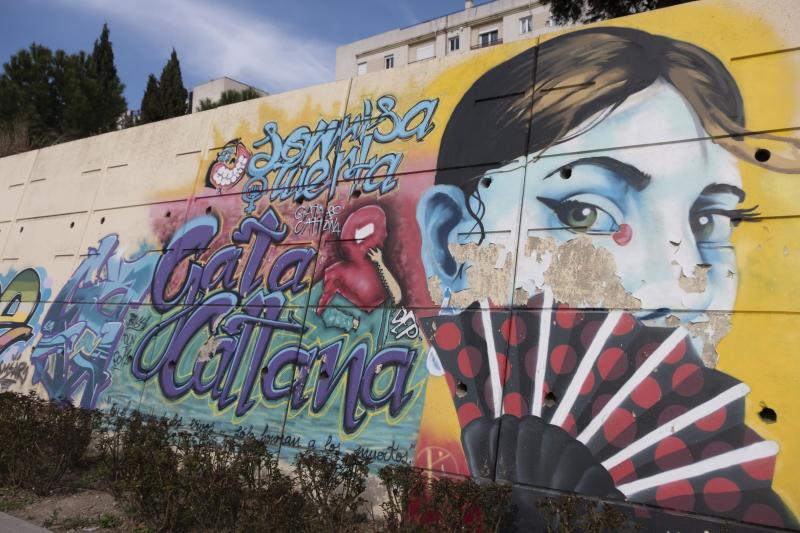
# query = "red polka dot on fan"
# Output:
<box><xmin>444</xmin><ymin>372</ymin><xmax>456</xmax><ymax>396</ymax></box>
<box><xmin>654</xmin><ymin>436</ymin><xmax>693</xmax><ymax>470</ymax></box>
<box><xmin>603</xmin><ymin>408</ymin><xmax>637</xmax><ymax>448</ymax></box>
<box><xmin>562</xmin><ymin>414</ymin><xmax>577</xmax><ymax>437</ymax></box>
<box><xmin>598</xmin><ymin>347</ymin><xmax>628</xmax><ymax>380</ymax></box>
<box><xmin>655</xmin><ymin>479</ymin><xmax>695</xmax><ymax>512</ymax></box>
<box><xmin>609</xmin><ymin>459</ymin><xmax>637</xmax><ymax>484</ymax></box>
<box><xmin>550</xmin><ymin>344</ymin><xmax>577</xmax><ymax>375</ymax></box>
<box><xmin>496</xmin><ymin>352</ymin><xmax>509</xmax><ymax>385</ymax></box>
<box><xmin>457</xmin><ymin>346</ymin><xmax>482</xmax><ymax>378</ymax></box>
<box><xmin>457</xmin><ymin>402</ymin><xmax>481</xmax><ymax>427</ymax></box>
<box><xmin>580</xmin><ymin>321</ymin><xmax>602</xmax><ymax>350</ymax></box>
<box><xmin>743</xmin><ymin>503</ymin><xmax>784</xmax><ymax>528</ymax></box>
<box><xmin>434</xmin><ymin>323</ymin><xmax>462</xmax><ymax>351</ymax></box>
<box><xmin>664</xmin><ymin>339</ymin><xmax>687</xmax><ymax>364</ymax></box>
<box><xmin>701</xmin><ymin>440</ymin><xmax>734</xmax><ymax>460</ymax></box>
<box><xmin>741</xmin><ymin>455</ymin><xmax>776</xmax><ymax>481</ymax></box>
<box><xmin>501</xmin><ymin>316</ymin><xmax>526</xmax><ymax>346</ymax></box>
<box><xmin>695</xmin><ymin>406</ymin><xmax>726</xmax><ymax>432</ymax></box>
<box><xmin>612</xmin><ymin>313</ymin><xmax>636</xmax><ymax>336</ymax></box>
<box><xmin>672</xmin><ymin>363</ymin><xmax>704</xmax><ymax>397</ymax></box>
<box><xmin>703</xmin><ymin>477</ymin><xmax>741</xmax><ymax>513</ymax></box>
<box><xmin>580</xmin><ymin>371</ymin><xmax>595</xmax><ymax>395</ymax></box>
<box><xmin>631</xmin><ymin>376</ymin><xmax>661</xmax><ymax>409</ymax></box>
<box><xmin>555</xmin><ymin>307</ymin><xmax>583</xmax><ymax>329</ymax></box>
<box><xmin>592</xmin><ymin>393</ymin><xmax>613</xmax><ymax>418</ymax></box>
<box><xmin>503</xmin><ymin>392</ymin><xmax>526</xmax><ymax>417</ymax></box>
<box><xmin>657</xmin><ymin>404</ymin><xmax>688</xmax><ymax>426</ymax></box>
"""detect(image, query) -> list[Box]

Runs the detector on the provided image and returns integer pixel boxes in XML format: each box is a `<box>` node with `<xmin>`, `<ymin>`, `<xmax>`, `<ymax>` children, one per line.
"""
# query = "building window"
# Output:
<box><xmin>417</xmin><ymin>43</ymin><xmax>435</xmax><ymax>61</ymax></box>
<box><xmin>385</xmin><ymin>55</ymin><xmax>394</xmax><ymax>69</ymax></box>
<box><xmin>357</xmin><ymin>62</ymin><xmax>367</xmax><ymax>76</ymax></box>
<box><xmin>520</xmin><ymin>16</ymin><xmax>532</xmax><ymax>34</ymax></box>
<box><xmin>449</xmin><ymin>36</ymin><xmax>460</xmax><ymax>52</ymax></box>
<box><xmin>479</xmin><ymin>29</ymin><xmax>499</xmax><ymax>48</ymax></box>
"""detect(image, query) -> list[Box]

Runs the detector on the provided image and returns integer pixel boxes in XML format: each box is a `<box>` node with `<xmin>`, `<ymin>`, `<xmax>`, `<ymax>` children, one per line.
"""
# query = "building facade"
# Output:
<box><xmin>335</xmin><ymin>0</ymin><xmax>558</xmax><ymax>80</ymax></box>
<box><xmin>188</xmin><ymin>77</ymin><xmax>268</xmax><ymax>113</ymax></box>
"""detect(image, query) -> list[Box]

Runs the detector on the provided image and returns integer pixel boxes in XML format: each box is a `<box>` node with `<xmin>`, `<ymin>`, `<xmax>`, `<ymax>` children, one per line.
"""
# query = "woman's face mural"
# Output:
<box><xmin>423</xmin><ymin>80</ymin><xmax>747</xmax><ymax>319</ymax></box>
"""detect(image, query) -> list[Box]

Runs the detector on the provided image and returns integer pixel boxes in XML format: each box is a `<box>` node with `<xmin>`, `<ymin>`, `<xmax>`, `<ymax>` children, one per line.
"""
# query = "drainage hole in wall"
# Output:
<box><xmin>759</xmin><ymin>405</ymin><xmax>777</xmax><ymax>424</ymax></box>
<box><xmin>165</xmin><ymin>211</ymin><xmax>171</xmax><ymax>218</ymax></box>
<box><xmin>205</xmin><ymin>206</ymin><xmax>212</xmax><ymax>214</ymax></box>
<box><xmin>456</xmin><ymin>381</ymin><xmax>468</xmax><ymax>398</ymax></box>
<box><xmin>560</xmin><ymin>167</ymin><xmax>572</xmax><ymax>179</ymax></box>
<box><xmin>100</xmin><ymin>217</ymin><xmax>106</xmax><ymax>224</ymax></box>
<box><xmin>19</xmin><ymin>226</ymin><xmax>23</xmax><ymax>233</ymax></box>
<box><xmin>69</xmin><ymin>221</ymin><xmax>75</xmax><ymax>228</ymax></box>
<box><xmin>544</xmin><ymin>392</ymin><xmax>558</xmax><ymax>408</ymax></box>
<box><xmin>351</xmin><ymin>189</ymin><xmax>362</xmax><ymax>199</ymax></box>
<box><xmin>755</xmin><ymin>148</ymin><xmax>771</xmax><ymax>162</ymax></box>
<box><xmin>481</xmin><ymin>177</ymin><xmax>493</xmax><ymax>188</ymax></box>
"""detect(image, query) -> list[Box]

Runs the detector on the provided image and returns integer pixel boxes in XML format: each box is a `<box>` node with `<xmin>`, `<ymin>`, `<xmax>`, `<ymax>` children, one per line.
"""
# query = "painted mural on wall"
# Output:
<box><xmin>2</xmin><ymin>1</ymin><xmax>800</xmax><ymax>529</ymax></box>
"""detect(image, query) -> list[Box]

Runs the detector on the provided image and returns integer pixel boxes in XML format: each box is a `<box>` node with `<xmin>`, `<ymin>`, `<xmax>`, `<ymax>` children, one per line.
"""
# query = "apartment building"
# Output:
<box><xmin>334</xmin><ymin>0</ymin><xmax>557</xmax><ymax>79</ymax></box>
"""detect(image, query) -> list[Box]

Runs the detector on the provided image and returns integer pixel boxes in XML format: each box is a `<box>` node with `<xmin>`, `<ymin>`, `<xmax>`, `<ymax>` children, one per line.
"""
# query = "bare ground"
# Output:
<box><xmin>0</xmin><ymin>488</ymin><xmax>142</xmax><ymax>532</ymax></box>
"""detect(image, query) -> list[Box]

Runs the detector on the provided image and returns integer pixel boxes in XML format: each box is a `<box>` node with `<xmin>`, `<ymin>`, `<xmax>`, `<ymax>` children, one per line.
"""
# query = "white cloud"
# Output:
<box><xmin>56</xmin><ymin>0</ymin><xmax>335</xmax><ymax>93</ymax></box>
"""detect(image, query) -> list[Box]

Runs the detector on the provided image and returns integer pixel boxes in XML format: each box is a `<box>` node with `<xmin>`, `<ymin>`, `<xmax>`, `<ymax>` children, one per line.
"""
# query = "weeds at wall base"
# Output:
<box><xmin>1</xmin><ymin>391</ymin><xmax>641</xmax><ymax>532</ymax></box>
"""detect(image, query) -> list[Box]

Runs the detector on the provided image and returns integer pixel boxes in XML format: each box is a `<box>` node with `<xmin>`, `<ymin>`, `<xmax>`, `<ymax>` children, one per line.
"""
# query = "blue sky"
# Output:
<box><xmin>0</xmin><ymin>0</ymin><xmax>492</xmax><ymax>109</ymax></box>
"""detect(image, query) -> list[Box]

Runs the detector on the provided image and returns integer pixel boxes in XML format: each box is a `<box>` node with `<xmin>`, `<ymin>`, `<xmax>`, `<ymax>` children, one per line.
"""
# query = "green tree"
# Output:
<box><xmin>0</xmin><ymin>24</ymin><xmax>127</xmax><ymax>156</ymax></box>
<box><xmin>86</xmin><ymin>24</ymin><xmax>127</xmax><ymax>134</ymax></box>
<box><xmin>543</xmin><ymin>0</ymin><xmax>693</xmax><ymax>23</ymax></box>
<box><xmin>0</xmin><ymin>44</ymin><xmax>60</xmax><ymax>146</ymax></box>
<box><xmin>196</xmin><ymin>87</ymin><xmax>262</xmax><ymax>112</ymax></box>
<box><xmin>158</xmin><ymin>49</ymin><xmax>188</xmax><ymax>118</ymax></box>
<box><xmin>139</xmin><ymin>73</ymin><xmax>162</xmax><ymax>124</ymax></box>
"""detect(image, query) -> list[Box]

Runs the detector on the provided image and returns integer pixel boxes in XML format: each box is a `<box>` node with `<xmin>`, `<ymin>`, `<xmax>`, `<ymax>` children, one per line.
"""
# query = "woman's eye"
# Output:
<box><xmin>691</xmin><ymin>212</ymin><xmax>733</xmax><ymax>243</ymax></box>
<box><xmin>540</xmin><ymin>198</ymin><xmax>619</xmax><ymax>233</ymax></box>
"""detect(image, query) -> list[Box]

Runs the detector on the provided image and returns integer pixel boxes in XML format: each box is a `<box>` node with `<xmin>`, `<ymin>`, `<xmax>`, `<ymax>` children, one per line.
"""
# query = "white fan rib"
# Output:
<box><xmin>481</xmin><ymin>299</ymin><xmax>502</xmax><ymax>418</ymax></box>
<box><xmin>531</xmin><ymin>287</ymin><xmax>554</xmax><ymax>417</ymax></box>
<box><xmin>617</xmin><ymin>440</ymin><xmax>779</xmax><ymax>497</ymax></box>
<box><xmin>550</xmin><ymin>309</ymin><xmax>623</xmax><ymax>428</ymax></box>
<box><xmin>601</xmin><ymin>383</ymin><xmax>750</xmax><ymax>470</ymax></box>
<box><xmin>577</xmin><ymin>326</ymin><xmax>687</xmax><ymax>445</ymax></box>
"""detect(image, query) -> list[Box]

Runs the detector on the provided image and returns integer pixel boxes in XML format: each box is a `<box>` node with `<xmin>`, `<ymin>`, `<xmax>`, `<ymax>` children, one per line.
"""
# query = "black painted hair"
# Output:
<box><xmin>435</xmin><ymin>26</ymin><xmax>800</xmax><ymax>201</ymax></box>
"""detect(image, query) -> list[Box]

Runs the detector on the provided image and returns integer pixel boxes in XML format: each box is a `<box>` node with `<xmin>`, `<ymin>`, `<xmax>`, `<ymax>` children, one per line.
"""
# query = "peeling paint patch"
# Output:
<box><xmin>446</xmin><ymin>242</ymin><xmax>513</xmax><ymax>308</ymax></box>
<box><xmin>687</xmin><ymin>313</ymin><xmax>732</xmax><ymax>367</ymax></box>
<box><xmin>531</xmin><ymin>235</ymin><xmax>640</xmax><ymax>309</ymax></box>
<box><xmin>678</xmin><ymin>264</ymin><xmax>711</xmax><ymax>293</ymax></box>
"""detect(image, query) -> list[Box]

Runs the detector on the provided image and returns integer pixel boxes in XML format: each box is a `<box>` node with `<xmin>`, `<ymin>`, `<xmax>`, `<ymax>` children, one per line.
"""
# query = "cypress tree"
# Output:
<box><xmin>139</xmin><ymin>74</ymin><xmax>162</xmax><ymax>124</ymax></box>
<box><xmin>158</xmin><ymin>49</ymin><xmax>188</xmax><ymax>118</ymax></box>
<box><xmin>87</xmin><ymin>24</ymin><xmax>127</xmax><ymax>133</ymax></box>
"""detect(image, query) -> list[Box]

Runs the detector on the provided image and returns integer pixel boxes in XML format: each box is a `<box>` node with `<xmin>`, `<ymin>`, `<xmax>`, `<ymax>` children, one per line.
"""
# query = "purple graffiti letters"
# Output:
<box><xmin>263</xmin><ymin>340</ymin><xmax>418</xmax><ymax>434</ymax></box>
<box><xmin>134</xmin><ymin>208</ymin><xmax>315</xmax><ymax>417</ymax></box>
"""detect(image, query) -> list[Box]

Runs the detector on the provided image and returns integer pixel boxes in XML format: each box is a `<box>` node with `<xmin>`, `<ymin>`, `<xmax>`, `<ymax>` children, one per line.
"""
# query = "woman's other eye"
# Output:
<box><xmin>691</xmin><ymin>212</ymin><xmax>733</xmax><ymax>244</ymax></box>
<box><xmin>537</xmin><ymin>197</ymin><xmax>620</xmax><ymax>233</ymax></box>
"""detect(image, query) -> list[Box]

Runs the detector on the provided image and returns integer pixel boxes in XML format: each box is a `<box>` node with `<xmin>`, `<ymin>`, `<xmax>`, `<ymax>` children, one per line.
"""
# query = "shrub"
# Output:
<box><xmin>0</xmin><ymin>392</ymin><xmax>94</xmax><ymax>495</ymax></box>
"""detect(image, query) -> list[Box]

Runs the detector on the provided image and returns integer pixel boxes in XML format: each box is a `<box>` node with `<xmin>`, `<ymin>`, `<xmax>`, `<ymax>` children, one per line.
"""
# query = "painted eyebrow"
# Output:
<box><xmin>543</xmin><ymin>156</ymin><xmax>652</xmax><ymax>191</ymax></box>
<box><xmin>700</xmin><ymin>183</ymin><xmax>745</xmax><ymax>202</ymax></box>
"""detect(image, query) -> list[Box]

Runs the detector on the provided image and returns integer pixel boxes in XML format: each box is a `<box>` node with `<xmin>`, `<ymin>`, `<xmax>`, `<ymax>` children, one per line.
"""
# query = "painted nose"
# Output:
<box><xmin>629</xmin><ymin>234</ymin><xmax>712</xmax><ymax>316</ymax></box>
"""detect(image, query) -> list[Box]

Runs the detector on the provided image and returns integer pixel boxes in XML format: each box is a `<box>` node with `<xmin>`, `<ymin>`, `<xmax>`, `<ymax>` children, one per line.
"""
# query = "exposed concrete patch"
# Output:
<box><xmin>677</xmin><ymin>263</ymin><xmax>710</xmax><ymax>294</ymax></box>
<box><xmin>536</xmin><ymin>236</ymin><xmax>640</xmax><ymax>309</ymax></box>
<box><xmin>439</xmin><ymin>242</ymin><xmax>513</xmax><ymax>308</ymax></box>
<box><xmin>687</xmin><ymin>313</ymin><xmax>732</xmax><ymax>367</ymax></box>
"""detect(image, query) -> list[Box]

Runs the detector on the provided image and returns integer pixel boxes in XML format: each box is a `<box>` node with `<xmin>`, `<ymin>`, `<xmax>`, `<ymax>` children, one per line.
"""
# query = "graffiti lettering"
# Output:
<box><xmin>31</xmin><ymin>236</ymin><xmax>155</xmax><ymax>407</ymax></box>
<box><xmin>294</xmin><ymin>204</ymin><xmax>342</xmax><ymax>236</ymax></box>
<box><xmin>0</xmin><ymin>269</ymin><xmax>42</xmax><ymax>358</ymax></box>
<box><xmin>390</xmin><ymin>308</ymin><xmax>419</xmax><ymax>340</ymax></box>
<box><xmin>240</xmin><ymin>95</ymin><xmax>439</xmax><ymax>211</ymax></box>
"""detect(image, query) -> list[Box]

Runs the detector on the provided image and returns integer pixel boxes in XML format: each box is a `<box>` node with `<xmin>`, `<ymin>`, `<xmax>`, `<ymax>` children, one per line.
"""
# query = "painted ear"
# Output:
<box><xmin>416</xmin><ymin>185</ymin><xmax>471</xmax><ymax>298</ymax></box>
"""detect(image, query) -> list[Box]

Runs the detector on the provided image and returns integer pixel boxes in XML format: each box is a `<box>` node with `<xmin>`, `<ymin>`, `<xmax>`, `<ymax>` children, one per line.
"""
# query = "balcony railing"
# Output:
<box><xmin>471</xmin><ymin>38</ymin><xmax>503</xmax><ymax>50</ymax></box>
